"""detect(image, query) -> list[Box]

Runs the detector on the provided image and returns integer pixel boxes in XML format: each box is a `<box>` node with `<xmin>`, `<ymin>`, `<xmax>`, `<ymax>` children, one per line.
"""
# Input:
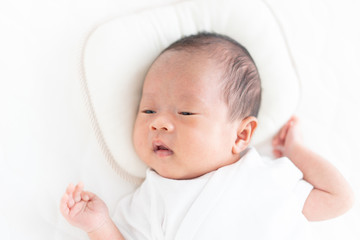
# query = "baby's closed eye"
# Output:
<box><xmin>178</xmin><ymin>111</ymin><xmax>195</xmax><ymax>116</ymax></box>
<box><xmin>142</xmin><ymin>110</ymin><xmax>156</xmax><ymax>114</ymax></box>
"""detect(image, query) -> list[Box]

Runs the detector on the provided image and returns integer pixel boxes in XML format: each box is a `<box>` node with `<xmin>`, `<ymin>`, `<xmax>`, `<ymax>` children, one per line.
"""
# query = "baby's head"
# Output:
<box><xmin>133</xmin><ymin>32</ymin><xmax>261</xmax><ymax>179</ymax></box>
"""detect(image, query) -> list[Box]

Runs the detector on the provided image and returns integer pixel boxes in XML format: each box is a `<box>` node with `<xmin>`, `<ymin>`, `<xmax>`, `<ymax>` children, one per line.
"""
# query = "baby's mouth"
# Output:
<box><xmin>153</xmin><ymin>141</ymin><xmax>174</xmax><ymax>157</ymax></box>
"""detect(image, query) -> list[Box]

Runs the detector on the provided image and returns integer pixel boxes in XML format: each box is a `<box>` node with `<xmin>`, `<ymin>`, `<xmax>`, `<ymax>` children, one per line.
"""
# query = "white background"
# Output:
<box><xmin>0</xmin><ymin>0</ymin><xmax>359</xmax><ymax>239</ymax></box>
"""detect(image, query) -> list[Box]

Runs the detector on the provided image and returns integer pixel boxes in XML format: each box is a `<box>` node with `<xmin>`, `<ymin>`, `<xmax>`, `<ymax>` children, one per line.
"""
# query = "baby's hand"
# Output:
<box><xmin>272</xmin><ymin>116</ymin><xmax>303</xmax><ymax>158</ymax></box>
<box><xmin>60</xmin><ymin>182</ymin><xmax>110</xmax><ymax>233</ymax></box>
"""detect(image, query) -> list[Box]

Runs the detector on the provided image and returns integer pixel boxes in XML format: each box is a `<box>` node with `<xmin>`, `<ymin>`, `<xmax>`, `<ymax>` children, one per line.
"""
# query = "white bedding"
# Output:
<box><xmin>0</xmin><ymin>0</ymin><xmax>359</xmax><ymax>239</ymax></box>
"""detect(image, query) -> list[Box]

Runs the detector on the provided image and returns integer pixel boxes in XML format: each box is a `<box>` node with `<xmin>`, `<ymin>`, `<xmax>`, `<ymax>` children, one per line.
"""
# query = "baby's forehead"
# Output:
<box><xmin>152</xmin><ymin>48</ymin><xmax>227</xmax><ymax>75</ymax></box>
<box><xmin>144</xmin><ymin>50</ymin><xmax>225</xmax><ymax>91</ymax></box>
<box><xmin>141</xmin><ymin>91</ymin><xmax>208</xmax><ymax>105</ymax></box>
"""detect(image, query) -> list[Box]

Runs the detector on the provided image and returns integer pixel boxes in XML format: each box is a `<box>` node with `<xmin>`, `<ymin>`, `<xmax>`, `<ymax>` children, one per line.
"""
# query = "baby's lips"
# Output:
<box><xmin>152</xmin><ymin>141</ymin><xmax>167</xmax><ymax>150</ymax></box>
<box><xmin>152</xmin><ymin>140</ymin><xmax>173</xmax><ymax>153</ymax></box>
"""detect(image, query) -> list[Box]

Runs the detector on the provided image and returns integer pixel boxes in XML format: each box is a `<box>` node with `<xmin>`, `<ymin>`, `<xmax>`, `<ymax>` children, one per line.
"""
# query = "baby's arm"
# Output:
<box><xmin>60</xmin><ymin>183</ymin><xmax>125</xmax><ymax>240</ymax></box>
<box><xmin>272</xmin><ymin>116</ymin><xmax>354</xmax><ymax>221</ymax></box>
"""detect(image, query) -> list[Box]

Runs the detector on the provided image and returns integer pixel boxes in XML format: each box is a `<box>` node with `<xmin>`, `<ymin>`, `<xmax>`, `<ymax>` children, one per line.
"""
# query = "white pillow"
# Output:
<box><xmin>82</xmin><ymin>0</ymin><xmax>300</xmax><ymax>184</ymax></box>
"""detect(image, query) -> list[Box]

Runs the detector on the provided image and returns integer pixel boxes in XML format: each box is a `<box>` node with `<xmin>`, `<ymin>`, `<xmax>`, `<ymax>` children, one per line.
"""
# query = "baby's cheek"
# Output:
<box><xmin>133</xmin><ymin>126</ymin><xmax>146</xmax><ymax>154</ymax></box>
<box><xmin>180</xmin><ymin>129</ymin><xmax>208</xmax><ymax>153</ymax></box>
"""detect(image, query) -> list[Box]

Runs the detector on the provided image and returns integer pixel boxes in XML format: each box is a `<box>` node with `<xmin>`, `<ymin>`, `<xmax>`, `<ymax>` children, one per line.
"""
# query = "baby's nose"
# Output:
<box><xmin>150</xmin><ymin>115</ymin><xmax>174</xmax><ymax>132</ymax></box>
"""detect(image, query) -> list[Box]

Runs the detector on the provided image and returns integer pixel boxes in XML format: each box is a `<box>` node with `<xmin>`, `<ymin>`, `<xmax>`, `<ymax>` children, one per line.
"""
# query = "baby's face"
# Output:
<box><xmin>133</xmin><ymin>50</ymin><xmax>240</xmax><ymax>179</ymax></box>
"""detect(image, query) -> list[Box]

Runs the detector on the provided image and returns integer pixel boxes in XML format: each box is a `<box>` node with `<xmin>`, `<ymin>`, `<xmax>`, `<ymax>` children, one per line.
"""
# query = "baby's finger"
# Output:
<box><xmin>273</xmin><ymin>120</ymin><xmax>290</xmax><ymax>145</ymax></box>
<box><xmin>66</xmin><ymin>183</ymin><xmax>75</xmax><ymax>195</ymax></box>
<box><xmin>290</xmin><ymin>115</ymin><xmax>299</xmax><ymax>124</ymax></box>
<box><xmin>65</xmin><ymin>184</ymin><xmax>76</xmax><ymax>208</ymax></box>
<box><xmin>272</xmin><ymin>134</ymin><xmax>281</xmax><ymax>147</ymax></box>
<box><xmin>73</xmin><ymin>182</ymin><xmax>84</xmax><ymax>202</ymax></box>
<box><xmin>273</xmin><ymin>149</ymin><xmax>283</xmax><ymax>158</ymax></box>
<box><xmin>81</xmin><ymin>191</ymin><xmax>93</xmax><ymax>202</ymax></box>
<box><xmin>279</xmin><ymin>120</ymin><xmax>291</xmax><ymax>142</ymax></box>
<box><xmin>60</xmin><ymin>194</ymin><xmax>70</xmax><ymax>216</ymax></box>
<box><xmin>272</xmin><ymin>126</ymin><xmax>284</xmax><ymax>145</ymax></box>
<box><xmin>289</xmin><ymin>116</ymin><xmax>300</xmax><ymax>130</ymax></box>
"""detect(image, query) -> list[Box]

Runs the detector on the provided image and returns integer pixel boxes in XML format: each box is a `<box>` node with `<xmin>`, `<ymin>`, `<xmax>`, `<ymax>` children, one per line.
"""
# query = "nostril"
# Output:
<box><xmin>150</xmin><ymin>117</ymin><xmax>173</xmax><ymax>131</ymax></box>
<box><xmin>151</xmin><ymin>125</ymin><xmax>168</xmax><ymax>131</ymax></box>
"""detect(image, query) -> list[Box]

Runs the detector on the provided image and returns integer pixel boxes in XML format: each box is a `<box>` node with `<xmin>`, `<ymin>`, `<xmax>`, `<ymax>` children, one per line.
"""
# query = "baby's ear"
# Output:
<box><xmin>232</xmin><ymin>116</ymin><xmax>258</xmax><ymax>154</ymax></box>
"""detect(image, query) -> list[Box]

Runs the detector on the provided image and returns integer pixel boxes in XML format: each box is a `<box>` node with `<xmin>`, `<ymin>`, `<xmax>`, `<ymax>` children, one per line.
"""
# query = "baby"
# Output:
<box><xmin>60</xmin><ymin>33</ymin><xmax>354</xmax><ymax>239</ymax></box>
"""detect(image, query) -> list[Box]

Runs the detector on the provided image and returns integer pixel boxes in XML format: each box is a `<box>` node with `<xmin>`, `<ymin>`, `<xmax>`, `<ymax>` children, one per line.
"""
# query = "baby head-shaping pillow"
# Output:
<box><xmin>82</xmin><ymin>0</ymin><xmax>300</xmax><ymax>185</ymax></box>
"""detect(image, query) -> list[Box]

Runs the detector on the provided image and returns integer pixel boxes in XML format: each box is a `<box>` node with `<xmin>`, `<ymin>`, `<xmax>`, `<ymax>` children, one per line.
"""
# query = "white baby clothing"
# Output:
<box><xmin>113</xmin><ymin>147</ymin><xmax>313</xmax><ymax>240</ymax></box>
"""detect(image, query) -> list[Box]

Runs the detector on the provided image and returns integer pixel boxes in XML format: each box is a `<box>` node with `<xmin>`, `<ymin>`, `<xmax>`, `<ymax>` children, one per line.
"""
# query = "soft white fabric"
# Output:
<box><xmin>83</xmin><ymin>0</ymin><xmax>300</xmax><ymax>181</ymax></box>
<box><xmin>113</xmin><ymin>148</ymin><xmax>313</xmax><ymax>240</ymax></box>
<box><xmin>1</xmin><ymin>0</ymin><xmax>359</xmax><ymax>239</ymax></box>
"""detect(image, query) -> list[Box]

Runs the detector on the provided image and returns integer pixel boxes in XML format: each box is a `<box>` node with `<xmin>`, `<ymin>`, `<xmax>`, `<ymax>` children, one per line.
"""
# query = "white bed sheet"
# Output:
<box><xmin>0</xmin><ymin>0</ymin><xmax>359</xmax><ymax>239</ymax></box>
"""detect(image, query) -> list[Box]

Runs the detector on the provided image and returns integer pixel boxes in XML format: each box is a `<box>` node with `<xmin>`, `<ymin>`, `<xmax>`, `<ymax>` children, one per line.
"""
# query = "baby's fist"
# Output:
<box><xmin>272</xmin><ymin>116</ymin><xmax>303</xmax><ymax>158</ymax></box>
<box><xmin>60</xmin><ymin>182</ymin><xmax>110</xmax><ymax>233</ymax></box>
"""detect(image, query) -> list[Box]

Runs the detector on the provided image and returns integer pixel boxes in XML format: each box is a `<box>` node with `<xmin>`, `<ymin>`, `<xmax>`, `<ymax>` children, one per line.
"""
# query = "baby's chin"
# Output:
<box><xmin>153</xmin><ymin>167</ymin><xmax>207</xmax><ymax>180</ymax></box>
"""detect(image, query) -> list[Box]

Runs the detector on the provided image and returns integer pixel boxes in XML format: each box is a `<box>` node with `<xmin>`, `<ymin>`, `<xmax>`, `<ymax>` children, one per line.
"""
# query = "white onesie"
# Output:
<box><xmin>113</xmin><ymin>147</ymin><xmax>313</xmax><ymax>240</ymax></box>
